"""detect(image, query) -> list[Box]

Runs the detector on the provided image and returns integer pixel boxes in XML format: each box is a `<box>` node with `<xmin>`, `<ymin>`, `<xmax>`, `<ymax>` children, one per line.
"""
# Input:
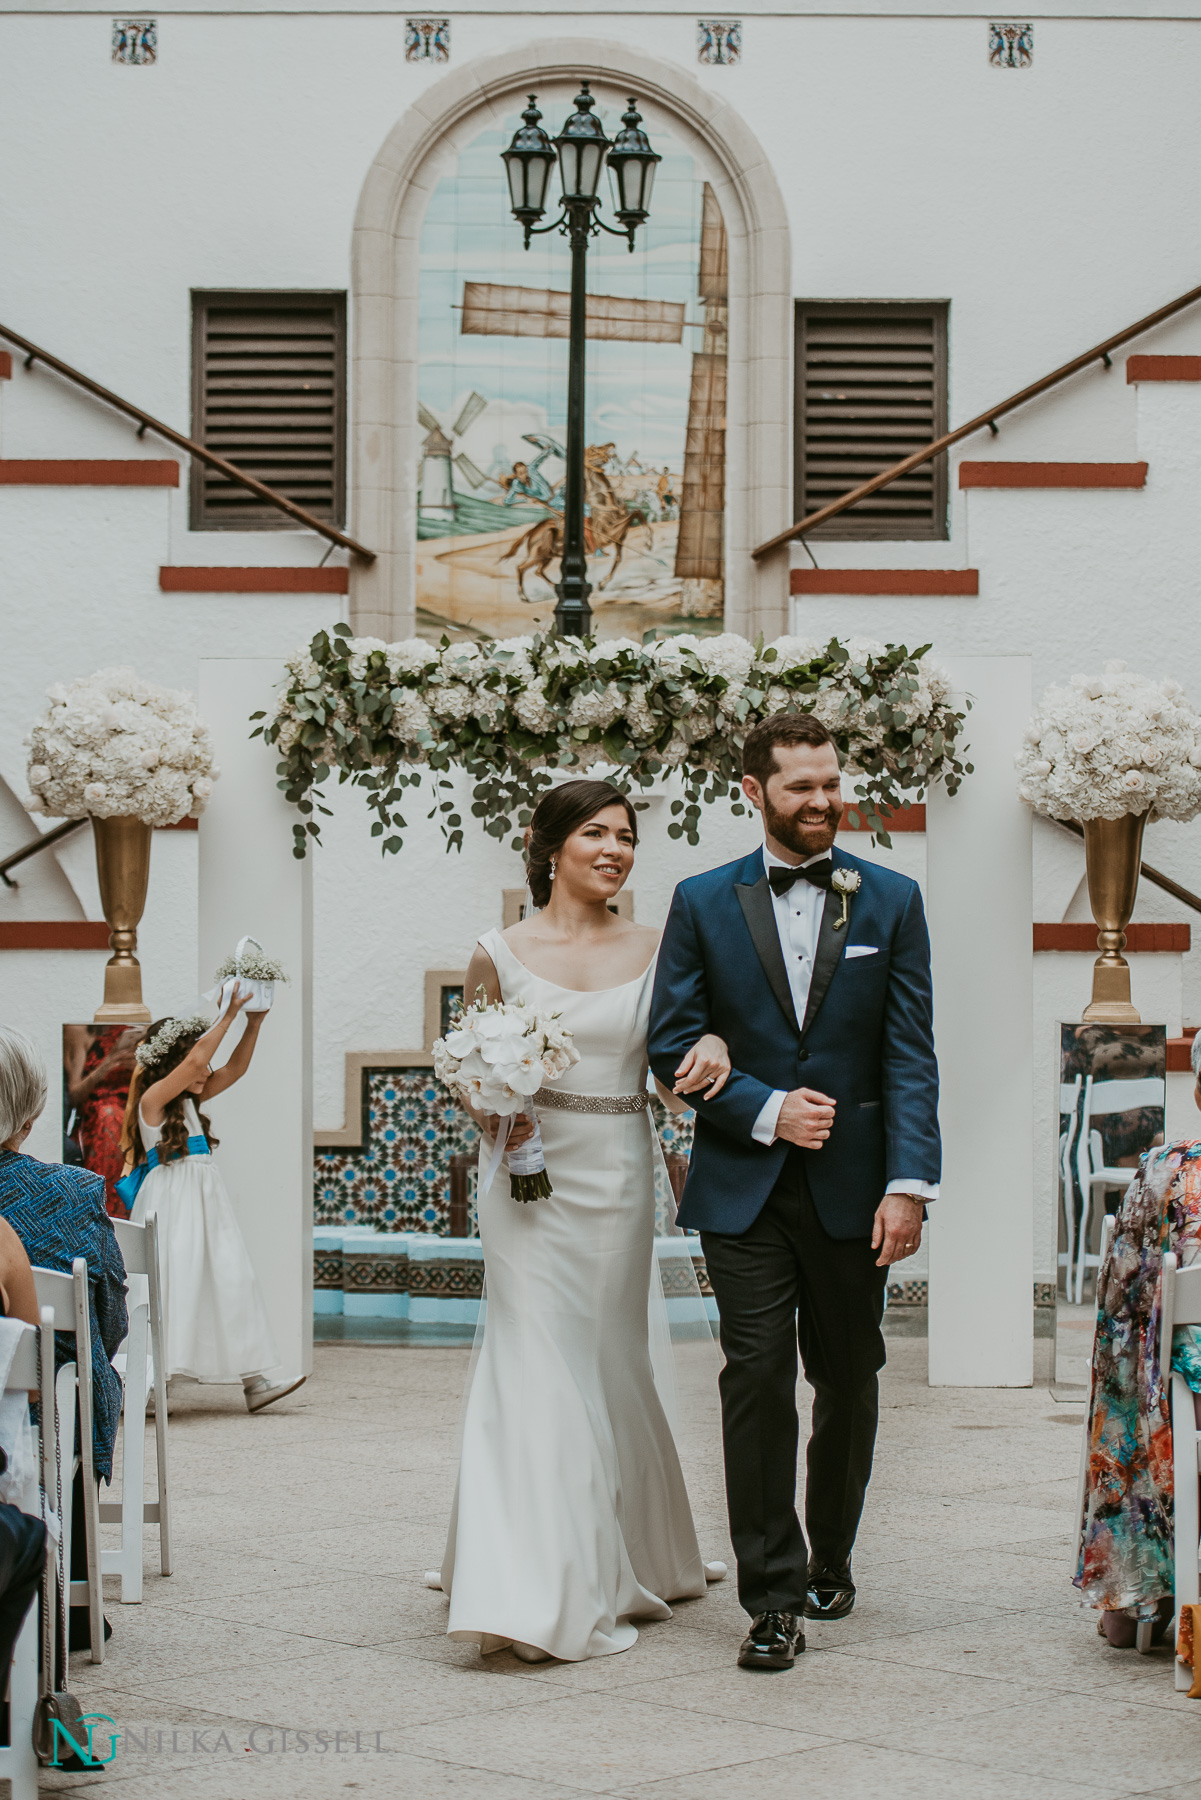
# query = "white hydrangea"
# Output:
<box><xmin>513</xmin><ymin>683</ymin><xmax>557</xmax><ymax>733</ymax></box>
<box><xmin>347</xmin><ymin>637</ymin><xmax>388</xmax><ymax>681</ymax></box>
<box><xmin>567</xmin><ymin>684</ymin><xmax>624</xmax><ymax>731</ymax></box>
<box><xmin>624</xmin><ymin>683</ymin><xmax>659</xmax><ymax>740</ymax></box>
<box><xmin>1015</xmin><ymin>661</ymin><xmax>1201</xmax><ymax>823</ymax></box>
<box><xmin>385</xmin><ymin>638</ymin><xmax>439</xmax><ymax>681</ymax></box>
<box><xmin>25</xmin><ymin>667</ymin><xmax>218</xmax><ymax>826</ymax></box>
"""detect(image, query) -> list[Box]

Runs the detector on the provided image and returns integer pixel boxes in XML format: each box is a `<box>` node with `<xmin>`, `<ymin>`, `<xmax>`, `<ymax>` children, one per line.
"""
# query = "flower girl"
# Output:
<box><xmin>117</xmin><ymin>992</ymin><xmax>304</xmax><ymax>1412</ymax></box>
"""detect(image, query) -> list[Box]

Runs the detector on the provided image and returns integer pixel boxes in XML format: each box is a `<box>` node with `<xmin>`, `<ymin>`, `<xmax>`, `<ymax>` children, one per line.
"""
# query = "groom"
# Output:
<box><xmin>648</xmin><ymin>713</ymin><xmax>940</xmax><ymax>1671</ymax></box>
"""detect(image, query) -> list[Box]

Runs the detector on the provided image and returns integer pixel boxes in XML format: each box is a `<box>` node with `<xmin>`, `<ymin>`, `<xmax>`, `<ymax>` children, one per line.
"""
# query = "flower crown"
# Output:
<box><xmin>135</xmin><ymin>1014</ymin><xmax>213</xmax><ymax>1069</ymax></box>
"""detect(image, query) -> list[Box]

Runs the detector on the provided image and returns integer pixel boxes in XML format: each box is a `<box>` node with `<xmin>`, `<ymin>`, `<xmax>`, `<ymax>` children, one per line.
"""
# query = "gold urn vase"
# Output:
<box><xmin>1080</xmin><ymin>812</ymin><xmax>1147</xmax><ymax>1024</ymax></box>
<box><xmin>91</xmin><ymin>816</ymin><xmax>153</xmax><ymax>1023</ymax></box>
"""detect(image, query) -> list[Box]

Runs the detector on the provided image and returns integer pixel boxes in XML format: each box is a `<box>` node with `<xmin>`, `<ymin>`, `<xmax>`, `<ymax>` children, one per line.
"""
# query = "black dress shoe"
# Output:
<box><xmin>804</xmin><ymin>1559</ymin><xmax>855</xmax><ymax>1621</ymax></box>
<box><xmin>737</xmin><ymin>1610</ymin><xmax>805</xmax><ymax>1670</ymax></box>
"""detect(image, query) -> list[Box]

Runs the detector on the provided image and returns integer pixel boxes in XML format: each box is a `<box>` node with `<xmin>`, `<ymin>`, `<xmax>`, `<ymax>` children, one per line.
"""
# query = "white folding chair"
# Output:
<box><xmin>32</xmin><ymin>1261</ymin><xmax>103</xmax><ymax>1663</ymax></box>
<box><xmin>0</xmin><ymin>1311</ymin><xmax>56</xmax><ymax>1800</ymax></box>
<box><xmin>101</xmin><ymin>1216</ymin><xmax>171</xmax><ymax>1599</ymax></box>
<box><xmin>1161</xmin><ymin>1249</ymin><xmax>1201</xmax><ymax>1683</ymax></box>
<box><xmin>1058</xmin><ymin>1075</ymin><xmax>1083</xmax><ymax>1296</ymax></box>
<box><xmin>1073</xmin><ymin>1213</ymin><xmax>1117</xmax><ymax>1583</ymax></box>
<box><xmin>1073</xmin><ymin>1076</ymin><xmax>1164</xmax><ymax>1302</ymax></box>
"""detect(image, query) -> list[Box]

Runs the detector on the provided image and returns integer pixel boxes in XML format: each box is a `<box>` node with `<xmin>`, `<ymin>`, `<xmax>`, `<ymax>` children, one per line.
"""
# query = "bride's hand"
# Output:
<box><xmin>673</xmin><ymin>1034</ymin><xmax>731</xmax><ymax>1099</ymax></box>
<box><xmin>477</xmin><ymin>1110</ymin><xmax>537</xmax><ymax>1148</ymax></box>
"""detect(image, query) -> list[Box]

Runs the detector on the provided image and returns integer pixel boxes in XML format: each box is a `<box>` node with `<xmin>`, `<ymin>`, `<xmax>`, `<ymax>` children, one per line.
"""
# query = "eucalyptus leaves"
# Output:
<box><xmin>256</xmin><ymin>627</ymin><xmax>971</xmax><ymax>859</ymax></box>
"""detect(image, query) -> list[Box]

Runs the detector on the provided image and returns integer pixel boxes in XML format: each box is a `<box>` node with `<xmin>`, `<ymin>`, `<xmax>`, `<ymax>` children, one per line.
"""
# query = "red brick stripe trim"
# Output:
<box><xmin>839</xmin><ymin>804</ymin><xmax>925</xmax><ymax>832</ymax></box>
<box><xmin>0</xmin><ymin>923</ymin><xmax>110</xmax><ymax>949</ymax></box>
<box><xmin>0</xmin><ymin>459</ymin><xmax>179</xmax><ymax>486</ymax></box>
<box><xmin>790</xmin><ymin>570</ymin><xmax>978</xmax><ymax>596</ymax></box>
<box><xmin>0</xmin><ymin>353</ymin><xmax>11</xmax><ymax>380</ymax></box>
<box><xmin>1034</xmin><ymin>922</ymin><xmax>1189</xmax><ymax>952</ymax></box>
<box><xmin>159</xmin><ymin>817</ymin><xmax>198</xmax><ymax>830</ymax></box>
<box><xmin>160</xmin><ymin>566</ymin><xmax>350</xmax><ymax>593</ymax></box>
<box><xmin>1168</xmin><ymin>1038</ymin><xmax>1195</xmax><ymax>1073</ymax></box>
<box><xmin>959</xmin><ymin>462</ymin><xmax>1148</xmax><ymax>489</ymax></box>
<box><xmin>1127</xmin><ymin>356</ymin><xmax>1201</xmax><ymax>383</ymax></box>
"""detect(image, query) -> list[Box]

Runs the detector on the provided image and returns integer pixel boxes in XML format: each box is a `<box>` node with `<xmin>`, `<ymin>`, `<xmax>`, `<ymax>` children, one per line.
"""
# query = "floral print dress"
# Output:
<box><xmin>1075</xmin><ymin>1139</ymin><xmax>1201</xmax><ymax>1617</ymax></box>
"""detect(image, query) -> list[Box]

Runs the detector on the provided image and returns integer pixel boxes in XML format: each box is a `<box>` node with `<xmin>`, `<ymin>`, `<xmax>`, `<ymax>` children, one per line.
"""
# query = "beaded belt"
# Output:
<box><xmin>533</xmin><ymin>1088</ymin><xmax>649</xmax><ymax>1115</ymax></box>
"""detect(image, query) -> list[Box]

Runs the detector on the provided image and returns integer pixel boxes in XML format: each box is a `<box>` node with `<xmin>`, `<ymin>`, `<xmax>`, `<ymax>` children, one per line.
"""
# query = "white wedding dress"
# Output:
<box><xmin>440</xmin><ymin>928</ymin><xmax>707</xmax><ymax>1660</ymax></box>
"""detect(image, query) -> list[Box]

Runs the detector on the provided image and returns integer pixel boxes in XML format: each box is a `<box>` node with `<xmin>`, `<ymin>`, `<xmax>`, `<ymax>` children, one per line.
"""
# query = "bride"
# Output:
<box><xmin>437</xmin><ymin>778</ymin><xmax>731</xmax><ymax>1663</ymax></box>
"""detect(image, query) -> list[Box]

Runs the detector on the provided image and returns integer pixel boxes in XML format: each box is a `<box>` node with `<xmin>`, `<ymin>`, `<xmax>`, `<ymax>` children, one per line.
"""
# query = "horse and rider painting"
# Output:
<box><xmin>414</xmin><ymin>105</ymin><xmax>726</xmax><ymax>641</ymax></box>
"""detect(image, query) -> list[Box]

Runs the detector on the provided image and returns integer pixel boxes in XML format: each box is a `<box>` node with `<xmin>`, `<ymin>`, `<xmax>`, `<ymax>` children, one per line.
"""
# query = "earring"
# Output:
<box><xmin>549</xmin><ymin>858</ymin><xmax>557</xmax><ymax>882</ymax></box>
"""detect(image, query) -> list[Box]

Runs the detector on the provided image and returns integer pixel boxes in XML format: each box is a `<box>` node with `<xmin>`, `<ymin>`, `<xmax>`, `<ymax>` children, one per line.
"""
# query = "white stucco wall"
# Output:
<box><xmin>2</xmin><ymin>5</ymin><xmax>1200</xmax><ymax>1332</ymax></box>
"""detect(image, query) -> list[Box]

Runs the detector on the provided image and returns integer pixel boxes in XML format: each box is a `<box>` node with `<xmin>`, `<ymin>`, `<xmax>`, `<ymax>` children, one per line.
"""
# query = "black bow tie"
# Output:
<box><xmin>768</xmin><ymin>859</ymin><xmax>832</xmax><ymax>896</ymax></box>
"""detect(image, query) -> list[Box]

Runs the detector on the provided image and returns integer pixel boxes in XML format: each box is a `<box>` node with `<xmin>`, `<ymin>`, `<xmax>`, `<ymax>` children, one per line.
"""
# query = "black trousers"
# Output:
<box><xmin>700</xmin><ymin>1150</ymin><xmax>887</xmax><ymax>1617</ymax></box>
<box><xmin>0</xmin><ymin>1504</ymin><xmax>46</xmax><ymax>1745</ymax></box>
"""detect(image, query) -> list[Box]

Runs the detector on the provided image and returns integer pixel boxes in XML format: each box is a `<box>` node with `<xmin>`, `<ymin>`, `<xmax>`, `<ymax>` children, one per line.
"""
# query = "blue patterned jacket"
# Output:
<box><xmin>0</xmin><ymin>1151</ymin><xmax>128</xmax><ymax>1482</ymax></box>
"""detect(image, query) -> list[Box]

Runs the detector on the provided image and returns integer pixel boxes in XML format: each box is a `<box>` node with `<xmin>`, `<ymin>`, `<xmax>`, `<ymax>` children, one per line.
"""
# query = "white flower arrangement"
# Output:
<box><xmin>1015</xmin><ymin>662</ymin><xmax>1201</xmax><ymax>823</ymax></box>
<box><xmin>206</xmin><ymin>936</ymin><xmax>287</xmax><ymax>1016</ymax></box>
<box><xmin>24</xmin><ymin>666</ymin><xmax>218</xmax><ymax>827</ymax></box>
<box><xmin>433</xmin><ymin>996</ymin><xmax>580</xmax><ymax>1202</ymax></box>
<box><xmin>212</xmin><ymin>948</ymin><xmax>289</xmax><ymax>984</ymax></box>
<box><xmin>259</xmin><ymin>625</ymin><xmax>970</xmax><ymax>858</ymax></box>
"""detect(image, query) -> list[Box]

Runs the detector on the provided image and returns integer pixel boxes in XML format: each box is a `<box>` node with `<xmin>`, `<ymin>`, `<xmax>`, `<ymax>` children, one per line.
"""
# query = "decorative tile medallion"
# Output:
<box><xmin>112</xmin><ymin>18</ymin><xmax>157</xmax><ymax>63</ymax></box>
<box><xmin>697</xmin><ymin>19</ymin><xmax>741</xmax><ymax>64</ymax></box>
<box><xmin>405</xmin><ymin>17</ymin><xmax>449</xmax><ymax>62</ymax></box>
<box><xmin>315</xmin><ymin>1068</ymin><xmax>480</xmax><ymax>1233</ymax></box>
<box><xmin>887</xmin><ymin>1278</ymin><xmax>928</xmax><ymax>1308</ymax></box>
<box><xmin>989</xmin><ymin>22</ymin><xmax>1033</xmax><ymax>67</ymax></box>
<box><xmin>314</xmin><ymin>1066</ymin><xmax>695</xmax><ymax>1238</ymax></box>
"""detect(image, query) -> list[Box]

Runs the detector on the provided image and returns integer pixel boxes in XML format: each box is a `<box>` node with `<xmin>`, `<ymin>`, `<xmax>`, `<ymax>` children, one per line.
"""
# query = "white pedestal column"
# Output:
<box><xmin>926</xmin><ymin>656</ymin><xmax>1033</xmax><ymax>1386</ymax></box>
<box><xmin>198</xmin><ymin>660</ymin><xmax>312</xmax><ymax>1381</ymax></box>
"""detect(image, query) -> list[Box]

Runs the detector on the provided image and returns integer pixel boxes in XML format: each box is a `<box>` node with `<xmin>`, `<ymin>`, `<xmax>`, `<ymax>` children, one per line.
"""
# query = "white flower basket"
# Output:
<box><xmin>205</xmin><ymin>936</ymin><xmax>287</xmax><ymax>1015</ymax></box>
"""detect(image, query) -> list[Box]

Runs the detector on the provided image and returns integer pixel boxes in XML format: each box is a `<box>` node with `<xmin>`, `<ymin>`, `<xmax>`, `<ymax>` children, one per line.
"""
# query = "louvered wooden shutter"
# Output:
<box><xmin>191</xmin><ymin>292</ymin><xmax>346</xmax><ymax>529</ymax></box>
<box><xmin>794</xmin><ymin>303</ymin><xmax>948</xmax><ymax>539</ymax></box>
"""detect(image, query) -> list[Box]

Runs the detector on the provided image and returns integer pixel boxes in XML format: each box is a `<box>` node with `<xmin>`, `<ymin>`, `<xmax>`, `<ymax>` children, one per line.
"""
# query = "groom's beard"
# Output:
<box><xmin>763</xmin><ymin>791</ymin><xmax>842</xmax><ymax>859</ymax></box>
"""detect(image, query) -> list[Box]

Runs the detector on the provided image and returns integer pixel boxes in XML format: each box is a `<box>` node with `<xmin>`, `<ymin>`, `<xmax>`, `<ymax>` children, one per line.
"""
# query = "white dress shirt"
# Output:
<box><xmin>749</xmin><ymin>845</ymin><xmax>938</xmax><ymax>1203</ymax></box>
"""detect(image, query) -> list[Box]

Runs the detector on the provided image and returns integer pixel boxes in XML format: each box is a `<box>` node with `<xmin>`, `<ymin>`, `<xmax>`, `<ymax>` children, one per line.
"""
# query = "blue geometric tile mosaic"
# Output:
<box><xmin>314</xmin><ymin>1066</ymin><xmax>694</xmax><ymax>1235</ymax></box>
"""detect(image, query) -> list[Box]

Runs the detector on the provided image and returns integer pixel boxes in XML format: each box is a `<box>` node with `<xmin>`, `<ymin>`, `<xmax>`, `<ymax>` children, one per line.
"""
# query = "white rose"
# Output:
<box><xmin>83</xmin><ymin>782</ymin><xmax>107</xmax><ymax>805</ymax></box>
<box><xmin>27</xmin><ymin>764</ymin><xmax>49</xmax><ymax>785</ymax></box>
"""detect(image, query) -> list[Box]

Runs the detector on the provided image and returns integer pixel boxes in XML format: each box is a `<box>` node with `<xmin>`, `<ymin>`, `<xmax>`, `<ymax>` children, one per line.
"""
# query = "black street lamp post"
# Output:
<box><xmin>501</xmin><ymin>85</ymin><xmax>660</xmax><ymax>637</ymax></box>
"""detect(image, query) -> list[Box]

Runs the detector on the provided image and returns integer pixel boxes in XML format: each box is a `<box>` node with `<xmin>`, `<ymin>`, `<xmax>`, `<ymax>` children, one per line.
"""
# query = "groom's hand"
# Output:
<box><xmin>872</xmin><ymin>1194</ymin><xmax>924</xmax><ymax>1266</ymax></box>
<box><xmin>775</xmin><ymin>1088</ymin><xmax>836</xmax><ymax>1149</ymax></box>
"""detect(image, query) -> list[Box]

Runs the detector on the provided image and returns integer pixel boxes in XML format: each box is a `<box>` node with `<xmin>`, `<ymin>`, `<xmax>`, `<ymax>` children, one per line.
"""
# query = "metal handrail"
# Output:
<box><xmin>0</xmin><ymin>818</ymin><xmax>86</xmax><ymax>888</ymax></box>
<box><xmin>1052</xmin><ymin>817</ymin><xmax>1201</xmax><ymax>920</ymax></box>
<box><xmin>0</xmin><ymin>322</ymin><xmax>375</xmax><ymax>564</ymax></box>
<box><xmin>753</xmin><ymin>278</ymin><xmax>1201</xmax><ymax>561</ymax></box>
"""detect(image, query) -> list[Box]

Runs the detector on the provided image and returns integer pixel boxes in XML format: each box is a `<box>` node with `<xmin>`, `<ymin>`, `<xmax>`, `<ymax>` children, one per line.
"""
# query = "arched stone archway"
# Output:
<box><xmin>349</xmin><ymin>40</ymin><xmax>792</xmax><ymax>641</ymax></box>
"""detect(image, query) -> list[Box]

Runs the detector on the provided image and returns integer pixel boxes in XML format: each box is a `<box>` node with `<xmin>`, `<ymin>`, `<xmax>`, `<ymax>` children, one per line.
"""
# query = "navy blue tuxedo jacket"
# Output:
<box><xmin>647</xmin><ymin>845</ymin><xmax>940</xmax><ymax>1239</ymax></box>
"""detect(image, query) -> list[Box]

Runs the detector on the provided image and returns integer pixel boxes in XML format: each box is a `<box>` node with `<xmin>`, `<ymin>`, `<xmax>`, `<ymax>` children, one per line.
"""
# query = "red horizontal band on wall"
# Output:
<box><xmin>1168</xmin><ymin>1038</ymin><xmax>1195</xmax><ymax>1073</ymax></box>
<box><xmin>0</xmin><ymin>922</ymin><xmax>110</xmax><ymax>949</ymax></box>
<box><xmin>1127</xmin><ymin>355</ymin><xmax>1201</xmax><ymax>383</ymax></box>
<box><xmin>160</xmin><ymin>566</ymin><xmax>350</xmax><ymax>594</ymax></box>
<box><xmin>839</xmin><ymin>804</ymin><xmax>925</xmax><ymax>832</ymax></box>
<box><xmin>1034</xmin><ymin>922</ymin><xmax>1190</xmax><ymax>952</ymax></box>
<box><xmin>959</xmin><ymin>462</ymin><xmax>1148</xmax><ymax>489</ymax></box>
<box><xmin>790</xmin><ymin>570</ymin><xmax>978</xmax><ymax>596</ymax></box>
<box><xmin>0</xmin><ymin>459</ymin><xmax>178</xmax><ymax>486</ymax></box>
<box><xmin>0</xmin><ymin>353</ymin><xmax>11</xmax><ymax>380</ymax></box>
<box><xmin>159</xmin><ymin>816</ymin><xmax>198</xmax><ymax>830</ymax></box>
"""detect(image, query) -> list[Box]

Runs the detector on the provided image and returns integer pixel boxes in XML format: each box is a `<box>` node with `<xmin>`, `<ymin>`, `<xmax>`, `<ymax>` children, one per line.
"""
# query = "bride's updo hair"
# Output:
<box><xmin>525</xmin><ymin>780</ymin><xmax>639</xmax><ymax>908</ymax></box>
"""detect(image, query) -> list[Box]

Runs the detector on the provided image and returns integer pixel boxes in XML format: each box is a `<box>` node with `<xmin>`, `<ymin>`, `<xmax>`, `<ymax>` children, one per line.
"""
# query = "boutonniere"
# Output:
<box><xmin>831</xmin><ymin>867</ymin><xmax>861</xmax><ymax>931</ymax></box>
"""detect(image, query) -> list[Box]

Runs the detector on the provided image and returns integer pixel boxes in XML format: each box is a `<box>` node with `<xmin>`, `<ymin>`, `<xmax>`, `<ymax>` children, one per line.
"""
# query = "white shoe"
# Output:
<box><xmin>243</xmin><ymin>1374</ymin><xmax>307</xmax><ymax>1412</ymax></box>
<box><xmin>512</xmin><ymin>1641</ymin><xmax>551</xmax><ymax>1663</ymax></box>
<box><xmin>704</xmin><ymin>1560</ymin><xmax>728</xmax><ymax>1583</ymax></box>
<box><xmin>423</xmin><ymin>1571</ymin><xmax>443</xmax><ymax>1590</ymax></box>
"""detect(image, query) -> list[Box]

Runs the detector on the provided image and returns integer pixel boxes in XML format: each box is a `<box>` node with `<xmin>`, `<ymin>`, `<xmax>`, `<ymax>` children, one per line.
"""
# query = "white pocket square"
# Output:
<box><xmin>844</xmin><ymin>945</ymin><xmax>879</xmax><ymax>960</ymax></box>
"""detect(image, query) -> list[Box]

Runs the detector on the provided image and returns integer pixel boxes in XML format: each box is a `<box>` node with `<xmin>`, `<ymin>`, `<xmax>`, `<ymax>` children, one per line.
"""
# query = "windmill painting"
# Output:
<box><xmin>415</xmin><ymin>107</ymin><xmax>727</xmax><ymax>641</ymax></box>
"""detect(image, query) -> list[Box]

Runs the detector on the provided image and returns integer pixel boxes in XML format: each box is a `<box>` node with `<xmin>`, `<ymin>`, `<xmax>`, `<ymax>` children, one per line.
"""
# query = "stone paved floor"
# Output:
<box><xmin>37</xmin><ymin>1313</ymin><xmax>1201</xmax><ymax>1800</ymax></box>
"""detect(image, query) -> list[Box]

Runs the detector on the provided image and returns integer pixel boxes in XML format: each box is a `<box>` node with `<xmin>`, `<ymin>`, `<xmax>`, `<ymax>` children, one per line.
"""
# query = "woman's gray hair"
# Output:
<box><xmin>0</xmin><ymin>1028</ymin><xmax>48</xmax><ymax>1142</ymax></box>
<box><xmin>1191</xmin><ymin>1030</ymin><xmax>1201</xmax><ymax>1081</ymax></box>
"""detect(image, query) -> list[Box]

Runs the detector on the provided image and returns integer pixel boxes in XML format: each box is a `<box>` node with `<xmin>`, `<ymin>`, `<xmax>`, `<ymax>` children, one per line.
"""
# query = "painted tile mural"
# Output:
<box><xmin>416</xmin><ymin>102</ymin><xmax>728</xmax><ymax>641</ymax></box>
<box><xmin>314</xmin><ymin>1067</ymin><xmax>693</xmax><ymax>1233</ymax></box>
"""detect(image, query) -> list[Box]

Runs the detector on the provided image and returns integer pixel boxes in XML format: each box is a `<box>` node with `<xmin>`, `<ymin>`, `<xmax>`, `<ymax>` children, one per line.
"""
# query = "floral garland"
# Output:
<box><xmin>256</xmin><ymin>627</ymin><xmax>972</xmax><ymax>858</ymax></box>
<box><xmin>1015</xmin><ymin>661</ymin><xmax>1201</xmax><ymax>823</ymax></box>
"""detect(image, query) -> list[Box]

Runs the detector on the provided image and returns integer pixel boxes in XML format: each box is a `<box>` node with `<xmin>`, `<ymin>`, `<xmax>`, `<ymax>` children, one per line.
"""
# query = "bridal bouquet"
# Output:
<box><xmin>433</xmin><ymin>997</ymin><xmax>579</xmax><ymax>1202</ymax></box>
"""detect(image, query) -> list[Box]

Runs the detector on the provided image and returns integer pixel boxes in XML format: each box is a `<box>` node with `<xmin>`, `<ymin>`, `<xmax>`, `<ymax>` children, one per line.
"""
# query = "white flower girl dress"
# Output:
<box><xmin>132</xmin><ymin>1098</ymin><xmax>278</xmax><ymax>1384</ymax></box>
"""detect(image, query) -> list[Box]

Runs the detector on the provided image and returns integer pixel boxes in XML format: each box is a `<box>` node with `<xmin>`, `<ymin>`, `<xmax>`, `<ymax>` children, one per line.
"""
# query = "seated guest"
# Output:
<box><xmin>0</xmin><ymin>1027</ymin><xmax>128</xmax><ymax>1649</ymax></box>
<box><xmin>1075</xmin><ymin>1033</ymin><xmax>1201</xmax><ymax>1646</ymax></box>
